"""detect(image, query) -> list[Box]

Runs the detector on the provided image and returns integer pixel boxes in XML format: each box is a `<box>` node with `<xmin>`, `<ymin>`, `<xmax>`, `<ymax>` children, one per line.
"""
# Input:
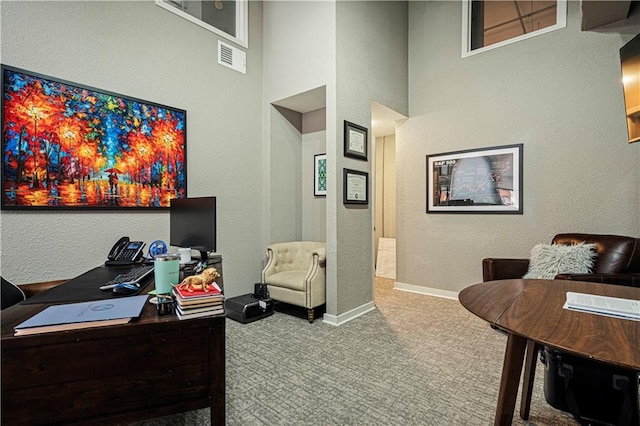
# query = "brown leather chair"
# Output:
<box><xmin>482</xmin><ymin>233</ymin><xmax>640</xmax><ymax>287</ymax></box>
<box><xmin>482</xmin><ymin>233</ymin><xmax>640</xmax><ymax>423</ymax></box>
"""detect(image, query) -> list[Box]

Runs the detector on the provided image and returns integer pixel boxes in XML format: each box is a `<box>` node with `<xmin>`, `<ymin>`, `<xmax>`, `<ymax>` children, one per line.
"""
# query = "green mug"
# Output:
<box><xmin>154</xmin><ymin>254</ymin><xmax>180</xmax><ymax>294</ymax></box>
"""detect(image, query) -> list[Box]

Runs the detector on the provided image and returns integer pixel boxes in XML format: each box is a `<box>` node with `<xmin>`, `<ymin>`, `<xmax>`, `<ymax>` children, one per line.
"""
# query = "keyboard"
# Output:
<box><xmin>99</xmin><ymin>265</ymin><xmax>154</xmax><ymax>291</ymax></box>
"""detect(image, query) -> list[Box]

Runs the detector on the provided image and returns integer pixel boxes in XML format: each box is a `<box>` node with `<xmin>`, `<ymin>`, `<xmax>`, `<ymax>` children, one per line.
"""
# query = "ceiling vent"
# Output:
<box><xmin>218</xmin><ymin>40</ymin><xmax>246</xmax><ymax>74</ymax></box>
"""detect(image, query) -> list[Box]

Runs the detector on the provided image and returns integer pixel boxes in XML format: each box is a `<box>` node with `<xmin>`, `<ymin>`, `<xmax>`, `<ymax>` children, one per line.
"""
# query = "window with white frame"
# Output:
<box><xmin>462</xmin><ymin>0</ymin><xmax>566</xmax><ymax>57</ymax></box>
<box><xmin>156</xmin><ymin>0</ymin><xmax>248</xmax><ymax>48</ymax></box>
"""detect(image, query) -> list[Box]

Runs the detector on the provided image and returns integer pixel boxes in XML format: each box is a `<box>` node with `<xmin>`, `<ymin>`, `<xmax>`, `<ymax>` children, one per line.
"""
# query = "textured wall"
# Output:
<box><xmin>401</xmin><ymin>1</ymin><xmax>640</xmax><ymax>293</ymax></box>
<box><xmin>269</xmin><ymin>106</ymin><xmax>303</xmax><ymax>243</ymax></box>
<box><xmin>262</xmin><ymin>1</ymin><xmax>339</xmax><ymax>314</ymax></box>
<box><xmin>336</xmin><ymin>1</ymin><xmax>408</xmax><ymax>315</ymax></box>
<box><xmin>262</xmin><ymin>1</ymin><xmax>408</xmax><ymax>318</ymax></box>
<box><xmin>0</xmin><ymin>1</ymin><xmax>265</xmax><ymax>297</ymax></box>
<box><xmin>302</xmin><ymin>129</ymin><xmax>327</xmax><ymax>242</ymax></box>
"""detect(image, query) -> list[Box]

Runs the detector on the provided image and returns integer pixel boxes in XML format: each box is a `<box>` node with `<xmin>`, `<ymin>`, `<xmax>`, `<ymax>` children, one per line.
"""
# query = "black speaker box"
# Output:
<box><xmin>225</xmin><ymin>294</ymin><xmax>273</xmax><ymax>324</ymax></box>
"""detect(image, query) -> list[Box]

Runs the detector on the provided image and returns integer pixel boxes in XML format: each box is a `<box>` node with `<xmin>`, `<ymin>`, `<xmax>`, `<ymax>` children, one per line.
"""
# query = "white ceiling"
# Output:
<box><xmin>371</xmin><ymin>101</ymin><xmax>406</xmax><ymax>137</ymax></box>
<box><xmin>272</xmin><ymin>86</ymin><xmax>326</xmax><ymax>114</ymax></box>
<box><xmin>272</xmin><ymin>87</ymin><xmax>406</xmax><ymax>138</ymax></box>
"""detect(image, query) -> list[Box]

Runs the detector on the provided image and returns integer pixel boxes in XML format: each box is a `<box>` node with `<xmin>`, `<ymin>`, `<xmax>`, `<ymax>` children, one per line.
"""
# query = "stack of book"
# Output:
<box><xmin>172</xmin><ymin>283</ymin><xmax>224</xmax><ymax>320</ymax></box>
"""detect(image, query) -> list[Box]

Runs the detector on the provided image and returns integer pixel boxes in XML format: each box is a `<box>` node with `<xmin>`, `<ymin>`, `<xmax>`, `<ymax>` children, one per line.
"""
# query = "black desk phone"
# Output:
<box><xmin>105</xmin><ymin>237</ymin><xmax>145</xmax><ymax>266</ymax></box>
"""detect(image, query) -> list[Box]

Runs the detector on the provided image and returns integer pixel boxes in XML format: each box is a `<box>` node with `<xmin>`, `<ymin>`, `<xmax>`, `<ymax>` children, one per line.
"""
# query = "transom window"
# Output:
<box><xmin>156</xmin><ymin>0</ymin><xmax>248</xmax><ymax>48</ymax></box>
<box><xmin>462</xmin><ymin>0</ymin><xmax>566</xmax><ymax>57</ymax></box>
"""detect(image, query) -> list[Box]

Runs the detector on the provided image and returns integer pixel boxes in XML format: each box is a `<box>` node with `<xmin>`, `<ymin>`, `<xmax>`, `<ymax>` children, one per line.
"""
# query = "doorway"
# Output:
<box><xmin>371</xmin><ymin>101</ymin><xmax>405</xmax><ymax>284</ymax></box>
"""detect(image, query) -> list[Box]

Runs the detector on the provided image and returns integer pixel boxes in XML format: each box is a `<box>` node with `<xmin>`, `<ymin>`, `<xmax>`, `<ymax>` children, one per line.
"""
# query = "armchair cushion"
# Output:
<box><xmin>523</xmin><ymin>243</ymin><xmax>597</xmax><ymax>279</ymax></box>
<box><xmin>265</xmin><ymin>270</ymin><xmax>309</xmax><ymax>292</ymax></box>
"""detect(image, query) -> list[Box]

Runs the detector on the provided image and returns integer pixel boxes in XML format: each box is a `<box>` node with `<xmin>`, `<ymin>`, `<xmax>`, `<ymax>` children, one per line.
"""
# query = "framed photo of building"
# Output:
<box><xmin>1</xmin><ymin>65</ymin><xmax>187</xmax><ymax>210</ymax></box>
<box><xmin>426</xmin><ymin>144</ymin><xmax>523</xmax><ymax>214</ymax></box>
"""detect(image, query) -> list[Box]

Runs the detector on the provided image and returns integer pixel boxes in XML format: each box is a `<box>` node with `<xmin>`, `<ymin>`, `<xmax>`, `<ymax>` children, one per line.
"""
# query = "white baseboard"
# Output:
<box><xmin>394</xmin><ymin>281</ymin><xmax>459</xmax><ymax>300</ymax></box>
<box><xmin>322</xmin><ymin>301</ymin><xmax>376</xmax><ymax>326</ymax></box>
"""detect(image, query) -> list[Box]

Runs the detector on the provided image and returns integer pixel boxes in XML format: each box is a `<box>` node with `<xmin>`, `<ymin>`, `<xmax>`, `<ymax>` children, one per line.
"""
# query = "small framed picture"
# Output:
<box><xmin>343</xmin><ymin>120</ymin><xmax>368</xmax><ymax>160</ymax></box>
<box><xmin>314</xmin><ymin>154</ymin><xmax>327</xmax><ymax>196</ymax></box>
<box><xmin>343</xmin><ymin>168</ymin><xmax>368</xmax><ymax>205</ymax></box>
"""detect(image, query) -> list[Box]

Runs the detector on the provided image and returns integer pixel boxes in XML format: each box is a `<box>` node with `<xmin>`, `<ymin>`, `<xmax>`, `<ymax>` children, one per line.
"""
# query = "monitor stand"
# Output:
<box><xmin>197</xmin><ymin>249</ymin><xmax>209</xmax><ymax>262</ymax></box>
<box><xmin>192</xmin><ymin>247</ymin><xmax>212</xmax><ymax>273</ymax></box>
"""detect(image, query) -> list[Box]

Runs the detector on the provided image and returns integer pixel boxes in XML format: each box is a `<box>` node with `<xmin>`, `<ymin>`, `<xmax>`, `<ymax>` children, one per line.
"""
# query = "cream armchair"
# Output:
<box><xmin>261</xmin><ymin>241</ymin><xmax>326</xmax><ymax>323</ymax></box>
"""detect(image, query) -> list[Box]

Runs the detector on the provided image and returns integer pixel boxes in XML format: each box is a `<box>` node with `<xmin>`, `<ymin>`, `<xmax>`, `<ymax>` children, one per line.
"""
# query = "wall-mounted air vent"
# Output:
<box><xmin>218</xmin><ymin>40</ymin><xmax>246</xmax><ymax>74</ymax></box>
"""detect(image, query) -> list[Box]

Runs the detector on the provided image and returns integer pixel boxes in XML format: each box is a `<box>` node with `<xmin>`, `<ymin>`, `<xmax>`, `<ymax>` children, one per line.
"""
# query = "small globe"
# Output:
<box><xmin>148</xmin><ymin>240</ymin><xmax>168</xmax><ymax>259</ymax></box>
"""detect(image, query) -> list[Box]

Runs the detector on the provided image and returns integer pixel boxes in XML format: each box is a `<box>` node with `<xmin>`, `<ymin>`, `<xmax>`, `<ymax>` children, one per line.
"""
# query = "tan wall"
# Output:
<box><xmin>375</xmin><ymin>135</ymin><xmax>397</xmax><ymax>257</ymax></box>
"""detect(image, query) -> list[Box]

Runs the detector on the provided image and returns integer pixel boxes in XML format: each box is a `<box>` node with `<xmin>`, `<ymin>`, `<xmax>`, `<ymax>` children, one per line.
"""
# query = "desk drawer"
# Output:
<box><xmin>2</xmin><ymin>323</ymin><xmax>217</xmax><ymax>424</ymax></box>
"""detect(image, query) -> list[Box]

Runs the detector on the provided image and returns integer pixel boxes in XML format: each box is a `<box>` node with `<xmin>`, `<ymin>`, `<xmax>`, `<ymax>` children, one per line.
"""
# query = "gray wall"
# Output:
<box><xmin>268</xmin><ymin>105</ymin><xmax>303</xmax><ymax>242</ymax></box>
<box><xmin>335</xmin><ymin>1</ymin><xmax>408</xmax><ymax>315</ymax></box>
<box><xmin>261</xmin><ymin>1</ymin><xmax>335</xmax><ymax>251</ymax></box>
<box><xmin>7</xmin><ymin>0</ymin><xmax>633</xmax><ymax>318</ymax></box>
<box><xmin>302</xmin><ymin>109</ymin><xmax>327</xmax><ymax>242</ymax></box>
<box><xmin>0</xmin><ymin>0</ymin><xmax>265</xmax><ymax>297</ymax></box>
<box><xmin>262</xmin><ymin>1</ymin><xmax>408</xmax><ymax>320</ymax></box>
<box><xmin>399</xmin><ymin>0</ymin><xmax>640</xmax><ymax>294</ymax></box>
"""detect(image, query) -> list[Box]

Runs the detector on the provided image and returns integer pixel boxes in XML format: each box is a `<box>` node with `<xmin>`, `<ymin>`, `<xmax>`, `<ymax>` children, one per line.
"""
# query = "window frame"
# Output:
<box><xmin>156</xmin><ymin>0</ymin><xmax>248</xmax><ymax>49</ymax></box>
<box><xmin>461</xmin><ymin>0</ymin><xmax>567</xmax><ymax>58</ymax></box>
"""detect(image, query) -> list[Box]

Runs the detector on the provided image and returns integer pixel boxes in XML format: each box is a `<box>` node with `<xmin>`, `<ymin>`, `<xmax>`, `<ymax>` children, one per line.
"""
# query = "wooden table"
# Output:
<box><xmin>1</xmin><ymin>280</ymin><xmax>225</xmax><ymax>425</ymax></box>
<box><xmin>459</xmin><ymin>279</ymin><xmax>640</xmax><ymax>426</ymax></box>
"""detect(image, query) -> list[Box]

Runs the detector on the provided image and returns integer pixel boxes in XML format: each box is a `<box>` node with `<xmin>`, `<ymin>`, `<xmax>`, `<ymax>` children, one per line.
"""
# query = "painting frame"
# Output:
<box><xmin>343</xmin><ymin>168</ymin><xmax>368</xmax><ymax>205</ymax></box>
<box><xmin>426</xmin><ymin>144</ymin><xmax>523</xmax><ymax>214</ymax></box>
<box><xmin>314</xmin><ymin>153</ymin><xmax>327</xmax><ymax>196</ymax></box>
<box><xmin>1</xmin><ymin>65</ymin><xmax>187</xmax><ymax>210</ymax></box>
<box><xmin>343</xmin><ymin>120</ymin><xmax>368</xmax><ymax>161</ymax></box>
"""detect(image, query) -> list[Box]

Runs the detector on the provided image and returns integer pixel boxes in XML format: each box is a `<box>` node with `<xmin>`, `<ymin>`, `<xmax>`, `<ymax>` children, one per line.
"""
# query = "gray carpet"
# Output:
<box><xmin>133</xmin><ymin>278</ymin><xmax>578</xmax><ymax>425</ymax></box>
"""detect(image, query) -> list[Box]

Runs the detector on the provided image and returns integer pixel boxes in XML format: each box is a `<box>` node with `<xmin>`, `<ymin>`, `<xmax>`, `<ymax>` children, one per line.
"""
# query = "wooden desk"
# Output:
<box><xmin>459</xmin><ymin>279</ymin><xmax>640</xmax><ymax>426</ymax></box>
<box><xmin>1</xmin><ymin>278</ymin><xmax>225</xmax><ymax>425</ymax></box>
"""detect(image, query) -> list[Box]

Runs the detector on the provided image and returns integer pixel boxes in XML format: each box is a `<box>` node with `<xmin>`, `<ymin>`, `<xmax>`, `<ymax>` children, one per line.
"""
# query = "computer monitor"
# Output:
<box><xmin>170</xmin><ymin>196</ymin><xmax>216</xmax><ymax>261</ymax></box>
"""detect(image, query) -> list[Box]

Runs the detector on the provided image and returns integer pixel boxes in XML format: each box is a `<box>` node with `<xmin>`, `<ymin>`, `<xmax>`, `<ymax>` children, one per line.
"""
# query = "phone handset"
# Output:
<box><xmin>106</xmin><ymin>237</ymin><xmax>145</xmax><ymax>266</ymax></box>
<box><xmin>108</xmin><ymin>237</ymin><xmax>130</xmax><ymax>261</ymax></box>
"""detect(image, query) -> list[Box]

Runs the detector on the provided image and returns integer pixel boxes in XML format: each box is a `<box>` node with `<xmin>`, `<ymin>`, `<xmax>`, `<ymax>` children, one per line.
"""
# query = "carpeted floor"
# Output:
<box><xmin>133</xmin><ymin>278</ymin><xmax>578</xmax><ymax>425</ymax></box>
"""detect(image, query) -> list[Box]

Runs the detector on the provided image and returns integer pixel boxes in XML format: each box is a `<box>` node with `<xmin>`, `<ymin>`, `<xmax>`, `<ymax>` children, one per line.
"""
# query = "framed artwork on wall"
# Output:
<box><xmin>343</xmin><ymin>120</ymin><xmax>368</xmax><ymax>160</ymax></box>
<box><xmin>1</xmin><ymin>65</ymin><xmax>187</xmax><ymax>210</ymax></box>
<box><xmin>426</xmin><ymin>143</ymin><xmax>523</xmax><ymax>214</ymax></box>
<box><xmin>343</xmin><ymin>168</ymin><xmax>368</xmax><ymax>205</ymax></box>
<box><xmin>314</xmin><ymin>153</ymin><xmax>327</xmax><ymax>196</ymax></box>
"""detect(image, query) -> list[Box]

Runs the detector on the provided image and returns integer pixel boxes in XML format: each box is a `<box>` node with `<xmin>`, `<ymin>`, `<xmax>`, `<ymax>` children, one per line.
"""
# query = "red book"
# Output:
<box><xmin>172</xmin><ymin>282</ymin><xmax>222</xmax><ymax>300</ymax></box>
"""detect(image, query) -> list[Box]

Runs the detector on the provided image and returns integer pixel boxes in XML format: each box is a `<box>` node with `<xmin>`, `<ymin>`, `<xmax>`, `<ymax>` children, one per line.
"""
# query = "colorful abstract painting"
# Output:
<box><xmin>1</xmin><ymin>65</ymin><xmax>186</xmax><ymax>209</ymax></box>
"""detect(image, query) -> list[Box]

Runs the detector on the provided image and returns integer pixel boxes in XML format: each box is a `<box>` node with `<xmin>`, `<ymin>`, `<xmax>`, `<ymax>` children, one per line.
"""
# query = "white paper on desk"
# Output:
<box><xmin>15</xmin><ymin>295</ymin><xmax>148</xmax><ymax>330</ymax></box>
<box><xmin>564</xmin><ymin>292</ymin><xmax>640</xmax><ymax>321</ymax></box>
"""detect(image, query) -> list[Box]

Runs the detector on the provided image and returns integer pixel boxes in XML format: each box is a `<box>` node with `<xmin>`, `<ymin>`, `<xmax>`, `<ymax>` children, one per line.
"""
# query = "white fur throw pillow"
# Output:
<box><xmin>523</xmin><ymin>243</ymin><xmax>597</xmax><ymax>279</ymax></box>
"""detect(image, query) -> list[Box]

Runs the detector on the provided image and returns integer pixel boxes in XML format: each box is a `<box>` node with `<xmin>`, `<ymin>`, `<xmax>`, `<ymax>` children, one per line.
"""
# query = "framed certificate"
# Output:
<box><xmin>343</xmin><ymin>121</ymin><xmax>368</xmax><ymax>160</ymax></box>
<box><xmin>343</xmin><ymin>168</ymin><xmax>368</xmax><ymax>205</ymax></box>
